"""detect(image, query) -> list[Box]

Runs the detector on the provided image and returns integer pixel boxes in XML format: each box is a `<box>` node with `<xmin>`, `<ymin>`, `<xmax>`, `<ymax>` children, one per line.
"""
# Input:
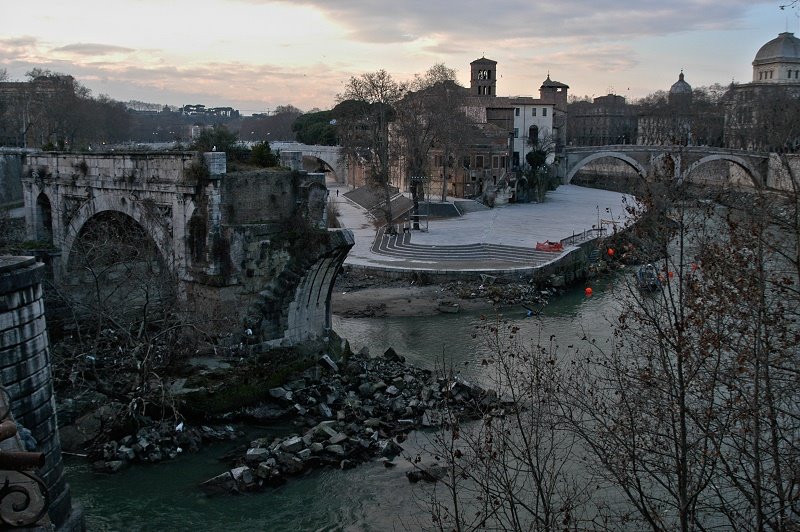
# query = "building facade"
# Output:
<box><xmin>725</xmin><ymin>32</ymin><xmax>800</xmax><ymax>151</ymax></box>
<box><xmin>567</xmin><ymin>94</ymin><xmax>637</xmax><ymax>146</ymax></box>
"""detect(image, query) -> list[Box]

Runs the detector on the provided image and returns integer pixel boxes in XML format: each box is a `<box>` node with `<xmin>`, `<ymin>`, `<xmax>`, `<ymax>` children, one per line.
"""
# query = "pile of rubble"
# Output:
<box><xmin>199</xmin><ymin>348</ymin><xmax>498</xmax><ymax>495</ymax></box>
<box><xmin>445</xmin><ymin>278</ymin><xmax>553</xmax><ymax>307</ymax></box>
<box><xmin>92</xmin><ymin>423</ymin><xmax>240</xmax><ymax>473</ymax></box>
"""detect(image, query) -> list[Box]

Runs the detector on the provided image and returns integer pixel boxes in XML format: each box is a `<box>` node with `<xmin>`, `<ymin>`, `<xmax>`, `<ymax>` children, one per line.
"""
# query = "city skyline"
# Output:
<box><xmin>1</xmin><ymin>0</ymin><xmax>797</xmax><ymax>114</ymax></box>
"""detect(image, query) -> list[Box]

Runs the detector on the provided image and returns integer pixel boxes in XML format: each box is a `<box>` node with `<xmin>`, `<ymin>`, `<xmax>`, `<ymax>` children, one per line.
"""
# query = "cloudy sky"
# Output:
<box><xmin>1</xmin><ymin>1</ymin><xmax>795</xmax><ymax>114</ymax></box>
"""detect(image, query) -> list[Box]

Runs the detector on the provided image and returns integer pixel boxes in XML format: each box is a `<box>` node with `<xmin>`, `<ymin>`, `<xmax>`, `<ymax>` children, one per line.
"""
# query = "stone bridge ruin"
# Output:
<box><xmin>21</xmin><ymin>151</ymin><xmax>353</xmax><ymax>345</ymax></box>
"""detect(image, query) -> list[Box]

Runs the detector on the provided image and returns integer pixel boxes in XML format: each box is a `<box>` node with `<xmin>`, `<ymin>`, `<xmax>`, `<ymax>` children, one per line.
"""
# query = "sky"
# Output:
<box><xmin>1</xmin><ymin>0</ymin><xmax>797</xmax><ymax>115</ymax></box>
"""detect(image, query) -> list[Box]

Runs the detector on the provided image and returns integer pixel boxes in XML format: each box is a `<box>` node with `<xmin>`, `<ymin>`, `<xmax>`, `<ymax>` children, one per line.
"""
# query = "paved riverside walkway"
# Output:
<box><xmin>327</xmin><ymin>181</ymin><xmax>633</xmax><ymax>274</ymax></box>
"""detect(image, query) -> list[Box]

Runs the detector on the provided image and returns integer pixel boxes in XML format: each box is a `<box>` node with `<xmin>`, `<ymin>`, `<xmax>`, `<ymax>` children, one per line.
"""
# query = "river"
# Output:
<box><xmin>65</xmin><ymin>274</ymin><xmax>629</xmax><ymax>531</ymax></box>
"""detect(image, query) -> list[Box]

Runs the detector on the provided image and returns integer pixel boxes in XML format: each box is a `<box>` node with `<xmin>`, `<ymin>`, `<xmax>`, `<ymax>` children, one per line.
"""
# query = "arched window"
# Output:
<box><xmin>35</xmin><ymin>193</ymin><xmax>53</xmax><ymax>244</ymax></box>
<box><xmin>529</xmin><ymin>125</ymin><xmax>539</xmax><ymax>146</ymax></box>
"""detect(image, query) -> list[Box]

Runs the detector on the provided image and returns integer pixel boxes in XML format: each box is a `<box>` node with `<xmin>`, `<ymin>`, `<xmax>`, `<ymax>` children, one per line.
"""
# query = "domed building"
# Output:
<box><xmin>725</xmin><ymin>32</ymin><xmax>800</xmax><ymax>150</ymax></box>
<box><xmin>636</xmin><ymin>71</ymin><xmax>698</xmax><ymax>146</ymax></box>
<box><xmin>669</xmin><ymin>71</ymin><xmax>693</xmax><ymax>102</ymax></box>
<box><xmin>752</xmin><ymin>31</ymin><xmax>800</xmax><ymax>83</ymax></box>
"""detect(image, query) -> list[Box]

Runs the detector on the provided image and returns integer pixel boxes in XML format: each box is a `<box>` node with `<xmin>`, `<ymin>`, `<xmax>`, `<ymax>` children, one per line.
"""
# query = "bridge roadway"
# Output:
<box><xmin>329</xmin><ymin>180</ymin><xmax>633</xmax><ymax>276</ymax></box>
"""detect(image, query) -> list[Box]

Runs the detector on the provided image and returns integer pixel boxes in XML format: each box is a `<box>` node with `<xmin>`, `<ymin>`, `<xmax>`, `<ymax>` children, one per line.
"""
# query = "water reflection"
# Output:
<box><xmin>68</xmin><ymin>274</ymin><xmax>633</xmax><ymax>530</ymax></box>
<box><xmin>332</xmin><ymin>274</ymin><xmax>625</xmax><ymax>384</ymax></box>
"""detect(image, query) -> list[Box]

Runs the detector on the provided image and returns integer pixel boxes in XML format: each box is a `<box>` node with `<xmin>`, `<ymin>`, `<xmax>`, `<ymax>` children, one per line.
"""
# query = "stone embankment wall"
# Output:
<box><xmin>345</xmin><ymin>238</ymin><xmax>596</xmax><ymax>288</ymax></box>
<box><xmin>0</xmin><ymin>256</ymin><xmax>81</xmax><ymax>530</ymax></box>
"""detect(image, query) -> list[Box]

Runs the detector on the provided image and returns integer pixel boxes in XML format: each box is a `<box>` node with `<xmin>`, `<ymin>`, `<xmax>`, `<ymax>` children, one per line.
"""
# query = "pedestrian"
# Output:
<box><xmin>336</xmin><ymin>189</ymin><xmax>339</xmax><ymax>197</ymax></box>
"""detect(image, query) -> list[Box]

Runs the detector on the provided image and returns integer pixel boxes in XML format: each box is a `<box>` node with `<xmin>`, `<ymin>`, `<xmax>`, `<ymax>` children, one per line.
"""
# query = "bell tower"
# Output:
<box><xmin>470</xmin><ymin>57</ymin><xmax>497</xmax><ymax>96</ymax></box>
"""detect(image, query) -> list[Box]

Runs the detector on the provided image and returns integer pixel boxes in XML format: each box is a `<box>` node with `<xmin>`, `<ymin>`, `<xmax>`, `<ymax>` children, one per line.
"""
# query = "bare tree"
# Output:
<box><xmin>396</xmin><ymin>64</ymin><xmax>471</xmax><ymax>226</ymax></box>
<box><xmin>412</xmin><ymin>319</ymin><xmax>592</xmax><ymax>531</ymax></box>
<box><xmin>50</xmin><ymin>211</ymin><xmax>195</xmax><ymax>425</ymax></box>
<box><xmin>414</xmin><ymin>165</ymin><xmax>798</xmax><ymax>530</ymax></box>
<box><xmin>336</xmin><ymin>70</ymin><xmax>407</xmax><ymax>230</ymax></box>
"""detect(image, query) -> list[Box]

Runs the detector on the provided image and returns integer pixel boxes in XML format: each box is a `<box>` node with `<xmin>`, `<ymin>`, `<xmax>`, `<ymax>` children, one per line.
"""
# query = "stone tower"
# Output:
<box><xmin>539</xmin><ymin>75</ymin><xmax>570</xmax><ymax>152</ymax></box>
<box><xmin>470</xmin><ymin>57</ymin><xmax>497</xmax><ymax>96</ymax></box>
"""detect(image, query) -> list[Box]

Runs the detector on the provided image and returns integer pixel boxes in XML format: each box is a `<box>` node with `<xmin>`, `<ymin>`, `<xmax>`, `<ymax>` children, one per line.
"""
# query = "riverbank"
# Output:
<box><xmin>332</xmin><ymin>268</ymin><xmax>556</xmax><ymax>318</ymax></box>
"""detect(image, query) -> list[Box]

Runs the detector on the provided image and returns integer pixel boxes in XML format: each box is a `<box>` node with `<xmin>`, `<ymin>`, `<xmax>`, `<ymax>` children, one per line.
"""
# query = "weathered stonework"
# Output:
<box><xmin>563</xmin><ymin>146</ymin><xmax>771</xmax><ymax>189</ymax></box>
<box><xmin>0</xmin><ymin>256</ymin><xmax>82</xmax><ymax>530</ymax></box>
<box><xmin>20</xmin><ymin>152</ymin><xmax>353</xmax><ymax>346</ymax></box>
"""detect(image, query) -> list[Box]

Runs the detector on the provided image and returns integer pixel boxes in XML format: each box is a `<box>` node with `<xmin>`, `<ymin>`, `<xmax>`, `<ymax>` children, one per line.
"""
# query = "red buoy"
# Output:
<box><xmin>607</xmin><ymin>248</ymin><xmax>615</xmax><ymax>256</ymax></box>
<box><xmin>584</xmin><ymin>287</ymin><xmax>593</xmax><ymax>296</ymax></box>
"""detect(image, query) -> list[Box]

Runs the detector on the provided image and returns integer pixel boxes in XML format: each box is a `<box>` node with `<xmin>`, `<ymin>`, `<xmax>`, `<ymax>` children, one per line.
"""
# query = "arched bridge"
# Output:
<box><xmin>562</xmin><ymin>145</ymin><xmax>770</xmax><ymax>189</ymax></box>
<box><xmin>271</xmin><ymin>142</ymin><xmax>344</xmax><ymax>182</ymax></box>
<box><xmin>21</xmin><ymin>151</ymin><xmax>353</xmax><ymax>345</ymax></box>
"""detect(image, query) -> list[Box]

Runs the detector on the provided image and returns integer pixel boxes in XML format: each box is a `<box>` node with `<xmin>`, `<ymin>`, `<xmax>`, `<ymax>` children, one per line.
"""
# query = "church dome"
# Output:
<box><xmin>754</xmin><ymin>32</ymin><xmax>800</xmax><ymax>65</ymax></box>
<box><xmin>670</xmin><ymin>71</ymin><xmax>692</xmax><ymax>95</ymax></box>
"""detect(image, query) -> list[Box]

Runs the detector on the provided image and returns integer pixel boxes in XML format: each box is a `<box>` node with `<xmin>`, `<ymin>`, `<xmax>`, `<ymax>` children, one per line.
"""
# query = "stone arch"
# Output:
<box><xmin>682</xmin><ymin>154</ymin><xmax>761</xmax><ymax>188</ymax></box>
<box><xmin>565</xmin><ymin>151</ymin><xmax>647</xmax><ymax>184</ymax></box>
<box><xmin>303</xmin><ymin>155</ymin><xmax>336</xmax><ymax>178</ymax></box>
<box><xmin>61</xmin><ymin>193</ymin><xmax>174</xmax><ymax>274</ymax></box>
<box><xmin>34</xmin><ymin>191</ymin><xmax>54</xmax><ymax>245</ymax></box>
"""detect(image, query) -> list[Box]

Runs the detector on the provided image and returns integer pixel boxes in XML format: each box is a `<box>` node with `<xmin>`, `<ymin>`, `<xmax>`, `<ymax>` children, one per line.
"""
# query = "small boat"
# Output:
<box><xmin>535</xmin><ymin>240</ymin><xmax>564</xmax><ymax>252</ymax></box>
<box><xmin>437</xmin><ymin>301</ymin><xmax>461</xmax><ymax>314</ymax></box>
<box><xmin>636</xmin><ymin>264</ymin><xmax>662</xmax><ymax>292</ymax></box>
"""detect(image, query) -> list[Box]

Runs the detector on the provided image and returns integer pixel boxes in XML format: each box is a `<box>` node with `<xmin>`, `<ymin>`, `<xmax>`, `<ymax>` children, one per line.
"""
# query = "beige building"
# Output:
<box><xmin>725</xmin><ymin>32</ymin><xmax>800</xmax><ymax>151</ymax></box>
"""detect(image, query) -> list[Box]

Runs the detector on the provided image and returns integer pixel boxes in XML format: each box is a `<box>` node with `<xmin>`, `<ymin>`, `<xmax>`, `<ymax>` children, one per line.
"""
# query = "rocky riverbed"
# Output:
<box><xmin>332</xmin><ymin>268</ymin><xmax>555</xmax><ymax>318</ymax></box>
<box><xmin>198</xmin><ymin>347</ymin><xmax>499</xmax><ymax>495</ymax></box>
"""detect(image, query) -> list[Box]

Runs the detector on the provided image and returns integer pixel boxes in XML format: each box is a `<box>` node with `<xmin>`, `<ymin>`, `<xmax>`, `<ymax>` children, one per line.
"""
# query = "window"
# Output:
<box><xmin>759</xmin><ymin>72</ymin><xmax>763</xmax><ymax>80</ymax></box>
<box><xmin>475</xmin><ymin>155</ymin><xmax>484</xmax><ymax>169</ymax></box>
<box><xmin>515</xmin><ymin>108</ymin><xmax>520</xmax><ymax>116</ymax></box>
<box><xmin>542</xmin><ymin>108</ymin><xmax>547</xmax><ymax>117</ymax></box>
<box><xmin>514</xmin><ymin>128</ymin><xmax>519</xmax><ymax>138</ymax></box>
<box><xmin>532</xmin><ymin>108</ymin><xmax>536</xmax><ymax>116</ymax></box>
<box><xmin>492</xmin><ymin>156</ymin><xmax>500</xmax><ymax>169</ymax></box>
<box><xmin>529</xmin><ymin>125</ymin><xmax>539</xmax><ymax>145</ymax></box>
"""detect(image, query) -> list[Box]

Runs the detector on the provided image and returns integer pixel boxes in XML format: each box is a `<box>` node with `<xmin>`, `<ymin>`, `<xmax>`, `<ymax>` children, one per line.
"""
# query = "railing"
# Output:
<box><xmin>0</xmin><ymin>387</ymin><xmax>49</xmax><ymax>529</ymax></box>
<box><xmin>560</xmin><ymin>227</ymin><xmax>606</xmax><ymax>247</ymax></box>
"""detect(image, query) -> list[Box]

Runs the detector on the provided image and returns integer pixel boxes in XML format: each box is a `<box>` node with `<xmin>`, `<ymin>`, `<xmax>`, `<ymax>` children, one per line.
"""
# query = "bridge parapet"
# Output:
<box><xmin>24</xmin><ymin>151</ymin><xmax>201</xmax><ymax>184</ymax></box>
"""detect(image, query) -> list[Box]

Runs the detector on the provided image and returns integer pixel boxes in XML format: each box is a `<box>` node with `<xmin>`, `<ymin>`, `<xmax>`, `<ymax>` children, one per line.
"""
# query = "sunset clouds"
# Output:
<box><xmin>0</xmin><ymin>0</ymin><xmax>788</xmax><ymax>112</ymax></box>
